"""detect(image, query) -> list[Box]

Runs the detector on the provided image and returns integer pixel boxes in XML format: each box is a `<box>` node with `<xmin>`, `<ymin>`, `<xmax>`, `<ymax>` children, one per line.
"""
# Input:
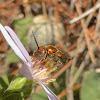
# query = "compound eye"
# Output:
<box><xmin>33</xmin><ymin>50</ymin><xmax>38</xmax><ymax>57</ymax></box>
<box><xmin>39</xmin><ymin>47</ymin><xmax>45</xmax><ymax>54</ymax></box>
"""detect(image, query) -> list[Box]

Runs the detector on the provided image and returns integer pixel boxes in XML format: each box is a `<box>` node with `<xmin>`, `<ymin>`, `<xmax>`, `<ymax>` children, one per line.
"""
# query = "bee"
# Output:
<box><xmin>30</xmin><ymin>34</ymin><xmax>72</xmax><ymax>83</ymax></box>
<box><xmin>32</xmin><ymin>34</ymin><xmax>71</xmax><ymax>69</ymax></box>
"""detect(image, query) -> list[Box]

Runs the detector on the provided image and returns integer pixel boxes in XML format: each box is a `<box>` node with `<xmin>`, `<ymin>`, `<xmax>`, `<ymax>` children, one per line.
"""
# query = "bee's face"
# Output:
<box><xmin>33</xmin><ymin>46</ymin><xmax>46</xmax><ymax>57</ymax></box>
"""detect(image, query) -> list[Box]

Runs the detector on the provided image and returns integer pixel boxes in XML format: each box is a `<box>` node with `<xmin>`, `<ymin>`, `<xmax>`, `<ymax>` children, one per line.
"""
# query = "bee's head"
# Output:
<box><xmin>33</xmin><ymin>46</ymin><xmax>46</xmax><ymax>57</ymax></box>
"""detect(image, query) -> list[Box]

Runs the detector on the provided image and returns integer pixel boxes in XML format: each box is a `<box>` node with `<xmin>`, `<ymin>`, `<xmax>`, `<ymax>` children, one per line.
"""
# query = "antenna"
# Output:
<box><xmin>32</xmin><ymin>31</ymin><xmax>39</xmax><ymax>50</ymax></box>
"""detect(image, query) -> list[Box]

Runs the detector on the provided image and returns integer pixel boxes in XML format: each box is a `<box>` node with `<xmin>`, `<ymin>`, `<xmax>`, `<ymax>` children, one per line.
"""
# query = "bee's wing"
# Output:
<box><xmin>57</xmin><ymin>47</ymin><xmax>72</xmax><ymax>60</ymax></box>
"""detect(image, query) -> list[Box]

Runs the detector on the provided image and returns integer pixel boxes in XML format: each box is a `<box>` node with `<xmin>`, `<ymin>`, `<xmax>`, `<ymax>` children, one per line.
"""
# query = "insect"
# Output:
<box><xmin>30</xmin><ymin>34</ymin><xmax>71</xmax><ymax>83</ymax></box>
<box><xmin>32</xmin><ymin>34</ymin><xmax>71</xmax><ymax>69</ymax></box>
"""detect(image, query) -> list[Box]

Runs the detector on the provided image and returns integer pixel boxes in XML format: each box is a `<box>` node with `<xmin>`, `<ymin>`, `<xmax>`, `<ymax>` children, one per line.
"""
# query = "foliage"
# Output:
<box><xmin>0</xmin><ymin>74</ymin><xmax>35</xmax><ymax>100</ymax></box>
<box><xmin>80</xmin><ymin>71</ymin><xmax>100</xmax><ymax>100</ymax></box>
<box><xmin>32</xmin><ymin>90</ymin><xmax>48</xmax><ymax>100</ymax></box>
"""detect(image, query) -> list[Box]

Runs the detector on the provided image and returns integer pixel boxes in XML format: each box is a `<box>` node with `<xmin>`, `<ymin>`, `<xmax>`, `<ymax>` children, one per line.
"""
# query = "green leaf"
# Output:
<box><xmin>0</xmin><ymin>89</ymin><xmax>5</xmax><ymax>99</ymax></box>
<box><xmin>32</xmin><ymin>90</ymin><xmax>48</xmax><ymax>100</ymax></box>
<box><xmin>0</xmin><ymin>75</ymin><xmax>14</xmax><ymax>90</ymax></box>
<box><xmin>0</xmin><ymin>75</ymin><xmax>17</xmax><ymax>99</ymax></box>
<box><xmin>80</xmin><ymin>71</ymin><xmax>100</xmax><ymax>100</ymax></box>
<box><xmin>2</xmin><ymin>92</ymin><xmax>24</xmax><ymax>100</ymax></box>
<box><xmin>6</xmin><ymin>76</ymin><xmax>28</xmax><ymax>93</ymax></box>
<box><xmin>0</xmin><ymin>74</ymin><xmax>35</xmax><ymax>100</ymax></box>
<box><xmin>2</xmin><ymin>90</ymin><xmax>32</xmax><ymax>100</ymax></box>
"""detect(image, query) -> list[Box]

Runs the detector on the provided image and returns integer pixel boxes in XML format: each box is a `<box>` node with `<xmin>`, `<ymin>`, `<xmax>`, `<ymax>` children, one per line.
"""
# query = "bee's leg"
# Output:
<box><xmin>45</xmin><ymin>54</ymin><xmax>48</xmax><ymax>59</ymax></box>
<box><xmin>40</xmin><ymin>54</ymin><xmax>48</xmax><ymax>62</ymax></box>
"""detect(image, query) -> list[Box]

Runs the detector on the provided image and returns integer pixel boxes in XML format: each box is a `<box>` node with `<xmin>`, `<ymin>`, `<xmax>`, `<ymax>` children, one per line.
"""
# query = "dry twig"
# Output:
<box><xmin>70</xmin><ymin>2</ymin><xmax>100</xmax><ymax>24</ymax></box>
